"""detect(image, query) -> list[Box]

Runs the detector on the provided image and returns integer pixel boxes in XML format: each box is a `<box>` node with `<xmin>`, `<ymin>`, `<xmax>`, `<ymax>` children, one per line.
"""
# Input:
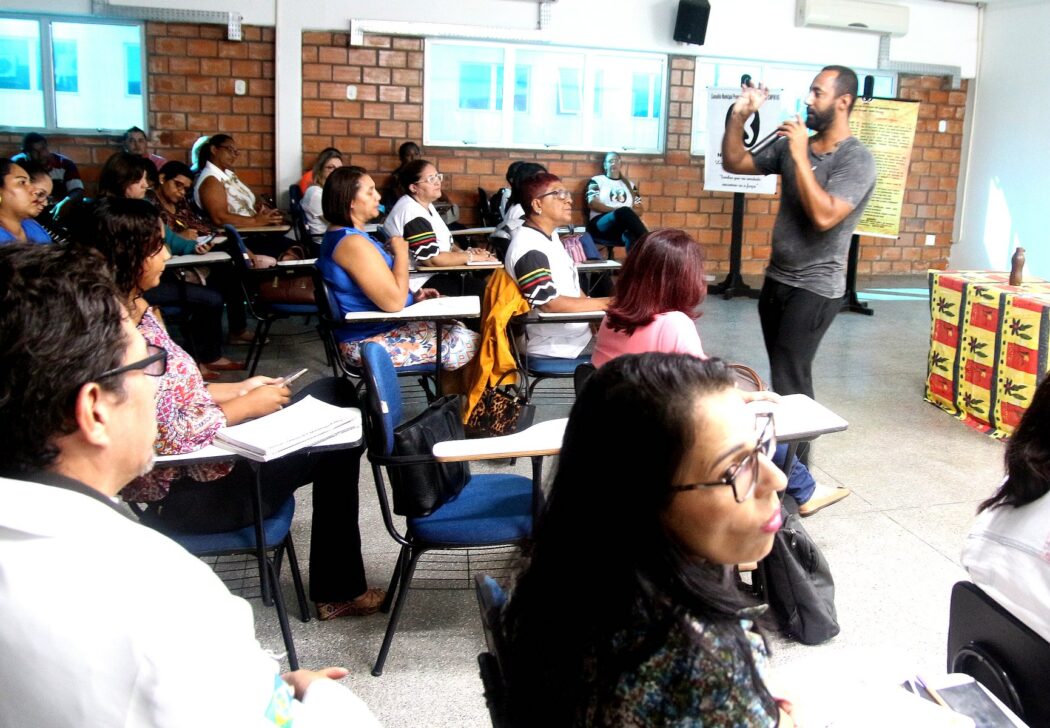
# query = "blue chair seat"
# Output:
<box><xmin>528</xmin><ymin>356</ymin><xmax>592</xmax><ymax>376</ymax></box>
<box><xmin>160</xmin><ymin>497</ymin><xmax>295</xmax><ymax>555</ymax></box>
<box><xmin>268</xmin><ymin>303</ymin><xmax>317</xmax><ymax>315</ymax></box>
<box><xmin>408</xmin><ymin>474</ymin><xmax>532</xmax><ymax>544</ymax></box>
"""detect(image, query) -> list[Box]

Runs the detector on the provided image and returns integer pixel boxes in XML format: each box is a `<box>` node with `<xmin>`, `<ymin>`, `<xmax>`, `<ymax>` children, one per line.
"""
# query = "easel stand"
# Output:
<box><xmin>842</xmin><ymin>232</ymin><xmax>873</xmax><ymax>315</ymax></box>
<box><xmin>709</xmin><ymin>192</ymin><xmax>761</xmax><ymax>300</ymax></box>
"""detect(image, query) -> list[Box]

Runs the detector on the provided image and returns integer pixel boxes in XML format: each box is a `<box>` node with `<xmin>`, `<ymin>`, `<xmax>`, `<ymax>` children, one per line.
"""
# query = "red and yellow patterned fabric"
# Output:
<box><xmin>926</xmin><ymin>270</ymin><xmax>1050</xmax><ymax>439</ymax></box>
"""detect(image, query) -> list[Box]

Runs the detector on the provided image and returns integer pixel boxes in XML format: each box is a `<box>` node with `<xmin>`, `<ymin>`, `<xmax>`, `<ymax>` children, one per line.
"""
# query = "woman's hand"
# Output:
<box><xmin>415</xmin><ymin>287</ymin><xmax>441</xmax><ymax>301</ymax></box>
<box><xmin>281</xmin><ymin>667</ymin><xmax>350</xmax><ymax>701</ymax></box>
<box><xmin>242</xmin><ymin>382</ymin><xmax>291</xmax><ymax>417</ymax></box>
<box><xmin>466</xmin><ymin>247</ymin><xmax>497</xmax><ymax>263</ymax></box>
<box><xmin>237</xmin><ymin>375</ymin><xmax>282</xmax><ymax>397</ymax></box>
<box><xmin>390</xmin><ymin>235</ymin><xmax>409</xmax><ymax>257</ymax></box>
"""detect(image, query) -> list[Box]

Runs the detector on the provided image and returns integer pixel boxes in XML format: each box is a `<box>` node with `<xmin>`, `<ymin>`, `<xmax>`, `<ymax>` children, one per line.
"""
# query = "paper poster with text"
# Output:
<box><xmin>704</xmin><ymin>87</ymin><xmax>782</xmax><ymax>195</ymax></box>
<box><xmin>848</xmin><ymin>98</ymin><xmax>920</xmax><ymax>238</ymax></box>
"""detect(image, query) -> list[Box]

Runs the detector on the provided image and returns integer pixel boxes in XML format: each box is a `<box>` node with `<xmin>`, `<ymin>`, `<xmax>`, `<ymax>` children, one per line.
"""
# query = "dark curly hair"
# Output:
<box><xmin>0</xmin><ymin>244</ymin><xmax>127</xmax><ymax>476</ymax></box>
<box><xmin>76</xmin><ymin>197</ymin><xmax>165</xmax><ymax>299</ymax></box>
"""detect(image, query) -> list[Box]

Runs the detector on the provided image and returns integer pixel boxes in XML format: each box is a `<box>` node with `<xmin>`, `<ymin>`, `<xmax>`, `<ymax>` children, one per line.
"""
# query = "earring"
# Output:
<box><xmin>0</xmin><ymin>194</ymin><xmax>4</xmax><ymax>205</ymax></box>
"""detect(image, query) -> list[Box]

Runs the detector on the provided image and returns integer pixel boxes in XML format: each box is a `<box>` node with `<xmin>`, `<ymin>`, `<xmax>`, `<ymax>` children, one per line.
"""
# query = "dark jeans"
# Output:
<box><xmin>142</xmin><ymin>378</ymin><xmax>367</xmax><ymax>602</ymax></box>
<box><xmin>206</xmin><ymin>263</ymin><xmax>248</xmax><ymax>335</ymax></box>
<box><xmin>758</xmin><ymin>276</ymin><xmax>843</xmax><ymax>400</ymax></box>
<box><xmin>146</xmin><ymin>276</ymin><xmax>226</xmax><ymax>364</ymax></box>
<box><xmin>586</xmin><ymin>207</ymin><xmax>648</xmax><ymax>250</ymax></box>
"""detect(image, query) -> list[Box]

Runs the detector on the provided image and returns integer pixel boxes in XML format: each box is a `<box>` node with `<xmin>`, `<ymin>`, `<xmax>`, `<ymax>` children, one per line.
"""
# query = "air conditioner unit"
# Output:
<box><xmin>797</xmin><ymin>0</ymin><xmax>909</xmax><ymax>37</ymax></box>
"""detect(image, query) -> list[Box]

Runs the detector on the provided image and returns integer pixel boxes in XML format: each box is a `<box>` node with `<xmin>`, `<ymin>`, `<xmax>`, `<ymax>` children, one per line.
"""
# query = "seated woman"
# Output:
<box><xmin>504</xmin><ymin>172</ymin><xmax>608</xmax><ymax>360</ymax></box>
<box><xmin>491</xmin><ymin>161</ymin><xmax>547</xmax><ymax>250</ymax></box>
<box><xmin>962</xmin><ymin>375</ymin><xmax>1050</xmax><ymax>644</ymax></box>
<box><xmin>382</xmin><ymin>159</ymin><xmax>496</xmax><ymax>300</ymax></box>
<box><xmin>502</xmin><ymin>353</ymin><xmax>793</xmax><ymax>726</ymax></box>
<box><xmin>317</xmin><ymin>165</ymin><xmax>478</xmax><ymax>370</ymax></box>
<box><xmin>96</xmin><ymin>153</ymin><xmax>245</xmax><ymax>377</ymax></box>
<box><xmin>586</xmin><ymin>151</ymin><xmax>648</xmax><ymax>251</ymax></box>
<box><xmin>0</xmin><ymin>160</ymin><xmax>52</xmax><ymax>244</ymax></box>
<box><xmin>193</xmin><ymin>134</ymin><xmax>290</xmax><ymax>258</ymax></box>
<box><xmin>592</xmin><ymin>228</ymin><xmax>847</xmax><ymax>514</ymax></box>
<box><xmin>302</xmin><ymin>148</ymin><xmax>343</xmax><ymax>237</ymax></box>
<box><xmin>83</xmin><ymin>197</ymin><xmax>383</xmax><ymax>620</ymax></box>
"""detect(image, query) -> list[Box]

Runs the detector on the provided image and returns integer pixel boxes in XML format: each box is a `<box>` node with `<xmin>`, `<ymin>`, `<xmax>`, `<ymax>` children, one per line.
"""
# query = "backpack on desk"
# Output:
<box><xmin>758</xmin><ymin>495</ymin><xmax>840</xmax><ymax>645</ymax></box>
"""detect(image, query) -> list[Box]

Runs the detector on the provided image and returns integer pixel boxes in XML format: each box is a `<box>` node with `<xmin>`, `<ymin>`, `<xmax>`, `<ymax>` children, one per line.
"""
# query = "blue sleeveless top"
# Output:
<box><xmin>318</xmin><ymin>226</ymin><xmax>414</xmax><ymax>343</ymax></box>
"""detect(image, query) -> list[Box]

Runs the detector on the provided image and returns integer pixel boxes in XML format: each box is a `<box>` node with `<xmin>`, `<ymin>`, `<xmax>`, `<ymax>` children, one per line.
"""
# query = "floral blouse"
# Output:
<box><xmin>120</xmin><ymin>308</ymin><xmax>229</xmax><ymax>502</ymax></box>
<box><xmin>577</xmin><ymin>596</ymin><xmax>778</xmax><ymax>727</ymax></box>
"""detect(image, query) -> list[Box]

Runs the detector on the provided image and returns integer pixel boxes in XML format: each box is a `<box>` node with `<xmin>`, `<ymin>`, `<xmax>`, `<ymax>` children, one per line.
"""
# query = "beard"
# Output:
<box><xmin>806</xmin><ymin>105</ymin><xmax>834</xmax><ymax>132</ymax></box>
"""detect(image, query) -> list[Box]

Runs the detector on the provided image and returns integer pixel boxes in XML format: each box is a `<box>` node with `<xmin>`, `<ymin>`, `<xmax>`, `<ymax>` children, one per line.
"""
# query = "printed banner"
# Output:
<box><xmin>848</xmin><ymin>98</ymin><xmax>920</xmax><ymax>238</ymax></box>
<box><xmin>704</xmin><ymin>87</ymin><xmax>782</xmax><ymax>195</ymax></box>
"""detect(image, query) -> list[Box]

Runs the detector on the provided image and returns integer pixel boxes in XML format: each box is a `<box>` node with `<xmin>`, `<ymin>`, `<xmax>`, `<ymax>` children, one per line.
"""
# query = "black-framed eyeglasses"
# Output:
<box><xmin>218</xmin><ymin>145</ymin><xmax>240</xmax><ymax>155</ymax></box>
<box><xmin>538</xmin><ymin>188</ymin><xmax>572</xmax><ymax>201</ymax></box>
<box><xmin>97</xmin><ymin>345</ymin><xmax>168</xmax><ymax>381</ymax></box>
<box><xmin>670</xmin><ymin>412</ymin><xmax>776</xmax><ymax>503</ymax></box>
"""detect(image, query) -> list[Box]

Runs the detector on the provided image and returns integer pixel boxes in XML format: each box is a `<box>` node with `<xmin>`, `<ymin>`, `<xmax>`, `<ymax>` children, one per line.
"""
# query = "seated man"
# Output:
<box><xmin>0</xmin><ymin>243</ymin><xmax>379</xmax><ymax>727</ymax></box>
<box><xmin>123</xmin><ymin>125</ymin><xmax>167</xmax><ymax>174</ymax></box>
<box><xmin>504</xmin><ymin>172</ymin><xmax>608</xmax><ymax>359</ymax></box>
<box><xmin>11</xmin><ymin>132</ymin><xmax>84</xmax><ymax>203</ymax></box>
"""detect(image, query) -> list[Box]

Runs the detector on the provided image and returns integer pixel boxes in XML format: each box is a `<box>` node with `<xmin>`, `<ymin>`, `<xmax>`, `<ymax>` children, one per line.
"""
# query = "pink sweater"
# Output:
<box><xmin>591</xmin><ymin>310</ymin><xmax>705</xmax><ymax>368</ymax></box>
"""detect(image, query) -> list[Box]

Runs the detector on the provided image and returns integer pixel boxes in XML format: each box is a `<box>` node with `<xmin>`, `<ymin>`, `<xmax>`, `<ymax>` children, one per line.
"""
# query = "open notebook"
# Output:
<box><xmin>213</xmin><ymin>396</ymin><xmax>362</xmax><ymax>461</ymax></box>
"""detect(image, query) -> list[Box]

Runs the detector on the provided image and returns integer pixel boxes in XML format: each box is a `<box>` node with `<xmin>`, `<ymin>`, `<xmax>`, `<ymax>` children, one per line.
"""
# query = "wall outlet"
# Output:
<box><xmin>346</xmin><ymin>85</ymin><xmax>357</xmax><ymax>100</ymax></box>
<box><xmin>925</xmin><ymin>234</ymin><xmax>936</xmax><ymax>246</ymax></box>
<box><xmin>938</xmin><ymin>119</ymin><xmax>947</xmax><ymax>133</ymax></box>
<box><xmin>234</xmin><ymin>79</ymin><xmax>246</xmax><ymax>96</ymax></box>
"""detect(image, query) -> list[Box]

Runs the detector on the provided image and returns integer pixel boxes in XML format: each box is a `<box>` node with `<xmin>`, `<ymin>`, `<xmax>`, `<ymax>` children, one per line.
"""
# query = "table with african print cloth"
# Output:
<box><xmin>926</xmin><ymin>270</ymin><xmax>1050</xmax><ymax>439</ymax></box>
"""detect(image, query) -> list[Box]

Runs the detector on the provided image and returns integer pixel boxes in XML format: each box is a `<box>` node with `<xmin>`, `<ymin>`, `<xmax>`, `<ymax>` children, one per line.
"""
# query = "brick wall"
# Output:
<box><xmin>302</xmin><ymin>32</ymin><xmax>964</xmax><ymax>275</ymax></box>
<box><xmin>1</xmin><ymin>22</ymin><xmax>276</xmax><ymax>196</ymax></box>
<box><xmin>3</xmin><ymin>23</ymin><xmax>961</xmax><ymax>276</ymax></box>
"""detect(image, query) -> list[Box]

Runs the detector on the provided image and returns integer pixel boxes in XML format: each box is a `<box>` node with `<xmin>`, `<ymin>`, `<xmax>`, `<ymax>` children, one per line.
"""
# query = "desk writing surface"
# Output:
<box><xmin>433</xmin><ymin>418</ymin><xmax>567</xmax><ymax>462</ymax></box>
<box><xmin>237</xmin><ymin>224</ymin><xmax>292</xmax><ymax>234</ymax></box>
<box><xmin>167</xmin><ymin>251</ymin><xmax>232</xmax><ymax>268</ymax></box>
<box><xmin>343</xmin><ymin>295</ymin><xmax>480</xmax><ymax>322</ymax></box>
<box><xmin>576</xmin><ymin>260</ymin><xmax>621</xmax><ymax>272</ymax></box>
<box><xmin>748</xmin><ymin>393</ymin><xmax>848</xmax><ymax>442</ymax></box>
<box><xmin>532</xmin><ymin>309</ymin><xmax>605</xmax><ymax>321</ymax></box>
<box><xmin>155</xmin><ymin>420</ymin><xmax>364</xmax><ymax>465</ymax></box>
<box><xmin>414</xmin><ymin>262</ymin><xmax>501</xmax><ymax>273</ymax></box>
<box><xmin>450</xmin><ymin>227</ymin><xmax>496</xmax><ymax>237</ymax></box>
<box><xmin>276</xmin><ymin>258</ymin><xmax>318</xmax><ymax>268</ymax></box>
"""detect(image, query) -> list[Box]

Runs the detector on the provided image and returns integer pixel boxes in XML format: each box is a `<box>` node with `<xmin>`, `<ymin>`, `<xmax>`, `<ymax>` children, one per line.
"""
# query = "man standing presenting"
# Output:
<box><xmin>0</xmin><ymin>245</ymin><xmax>378</xmax><ymax>727</ymax></box>
<box><xmin>722</xmin><ymin>65</ymin><xmax>875</xmax><ymax>401</ymax></box>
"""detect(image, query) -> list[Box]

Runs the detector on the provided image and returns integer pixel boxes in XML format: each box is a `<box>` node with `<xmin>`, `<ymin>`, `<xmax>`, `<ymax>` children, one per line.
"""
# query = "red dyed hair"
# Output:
<box><xmin>520</xmin><ymin>172</ymin><xmax>561</xmax><ymax>218</ymax></box>
<box><xmin>604</xmin><ymin>229</ymin><xmax>707</xmax><ymax>335</ymax></box>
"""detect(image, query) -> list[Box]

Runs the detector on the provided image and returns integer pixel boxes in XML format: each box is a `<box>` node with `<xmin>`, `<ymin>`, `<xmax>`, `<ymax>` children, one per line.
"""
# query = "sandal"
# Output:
<box><xmin>316</xmin><ymin>587</ymin><xmax>386</xmax><ymax>620</ymax></box>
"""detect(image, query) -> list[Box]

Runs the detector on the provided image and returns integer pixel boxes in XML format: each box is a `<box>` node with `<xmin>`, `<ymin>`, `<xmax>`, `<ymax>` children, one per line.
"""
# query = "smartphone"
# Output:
<box><xmin>196</xmin><ymin>234</ymin><xmax>215</xmax><ymax>245</ymax></box>
<box><xmin>279</xmin><ymin>368</ymin><xmax>308</xmax><ymax>387</ymax></box>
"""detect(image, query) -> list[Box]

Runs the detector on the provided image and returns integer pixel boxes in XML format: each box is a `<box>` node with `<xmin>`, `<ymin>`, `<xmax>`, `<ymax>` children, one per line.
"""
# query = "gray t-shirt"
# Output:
<box><xmin>752</xmin><ymin>136</ymin><xmax>875</xmax><ymax>299</ymax></box>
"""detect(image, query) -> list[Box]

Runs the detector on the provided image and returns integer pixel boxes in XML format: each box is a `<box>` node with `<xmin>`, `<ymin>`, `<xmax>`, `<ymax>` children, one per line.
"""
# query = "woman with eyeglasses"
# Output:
<box><xmin>0</xmin><ymin>160</ymin><xmax>52</xmax><ymax>245</ymax></box>
<box><xmin>382</xmin><ymin>159</ymin><xmax>496</xmax><ymax>300</ymax></box>
<box><xmin>505</xmin><ymin>172</ymin><xmax>608</xmax><ymax>360</ymax></box>
<box><xmin>194</xmin><ymin>134</ymin><xmax>286</xmax><ymax>231</ymax></box>
<box><xmin>502</xmin><ymin>353</ymin><xmax>793</xmax><ymax>726</ymax></box>
<box><xmin>586</xmin><ymin>151</ymin><xmax>649</xmax><ymax>252</ymax></box>
<box><xmin>592</xmin><ymin>228</ymin><xmax>845</xmax><ymax>516</ymax></box>
<box><xmin>302</xmin><ymin>149</ymin><xmax>343</xmax><ymax>237</ymax></box>
<box><xmin>83</xmin><ymin>196</ymin><xmax>384</xmax><ymax>621</ymax></box>
<box><xmin>318</xmin><ymin>166</ymin><xmax>478</xmax><ymax>371</ymax></box>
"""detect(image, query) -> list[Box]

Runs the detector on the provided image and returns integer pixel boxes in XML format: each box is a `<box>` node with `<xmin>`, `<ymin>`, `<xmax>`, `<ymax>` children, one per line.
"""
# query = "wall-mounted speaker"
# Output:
<box><xmin>673</xmin><ymin>0</ymin><xmax>711</xmax><ymax>46</ymax></box>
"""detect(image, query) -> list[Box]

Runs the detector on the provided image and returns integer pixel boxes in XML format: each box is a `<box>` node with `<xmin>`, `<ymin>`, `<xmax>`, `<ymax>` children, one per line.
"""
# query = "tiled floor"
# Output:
<box><xmin>196</xmin><ymin>275</ymin><xmax>1004</xmax><ymax>727</ymax></box>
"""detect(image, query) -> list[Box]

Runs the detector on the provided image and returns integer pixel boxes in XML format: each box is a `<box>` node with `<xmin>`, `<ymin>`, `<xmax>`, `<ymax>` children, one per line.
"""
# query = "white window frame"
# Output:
<box><xmin>424</xmin><ymin>38</ymin><xmax>667</xmax><ymax>154</ymax></box>
<box><xmin>0</xmin><ymin>12</ymin><xmax>147</xmax><ymax>135</ymax></box>
<box><xmin>690</xmin><ymin>58</ymin><xmax>897</xmax><ymax>157</ymax></box>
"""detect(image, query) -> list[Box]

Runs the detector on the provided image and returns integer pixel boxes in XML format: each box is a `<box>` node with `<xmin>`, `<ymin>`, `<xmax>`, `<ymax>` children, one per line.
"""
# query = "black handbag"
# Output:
<box><xmin>465</xmin><ymin>370</ymin><xmax>536</xmax><ymax>439</ymax></box>
<box><xmin>758</xmin><ymin>496</ymin><xmax>840</xmax><ymax>645</ymax></box>
<box><xmin>389</xmin><ymin>394</ymin><xmax>471</xmax><ymax>518</ymax></box>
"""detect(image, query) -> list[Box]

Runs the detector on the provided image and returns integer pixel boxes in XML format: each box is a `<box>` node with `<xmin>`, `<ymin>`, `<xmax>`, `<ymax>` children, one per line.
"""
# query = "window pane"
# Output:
<box><xmin>125</xmin><ymin>43</ymin><xmax>141</xmax><ymax>96</ymax></box>
<box><xmin>426</xmin><ymin>41</ymin><xmax>504</xmax><ymax>146</ymax></box>
<box><xmin>425</xmin><ymin>40</ymin><xmax>665</xmax><ymax>153</ymax></box>
<box><xmin>52</xmin><ymin>21</ymin><xmax>144</xmax><ymax>130</ymax></box>
<box><xmin>0</xmin><ymin>18</ymin><xmax>44</xmax><ymax>128</ymax></box>
<box><xmin>511</xmin><ymin>49</ymin><xmax>584</xmax><ymax>148</ymax></box>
